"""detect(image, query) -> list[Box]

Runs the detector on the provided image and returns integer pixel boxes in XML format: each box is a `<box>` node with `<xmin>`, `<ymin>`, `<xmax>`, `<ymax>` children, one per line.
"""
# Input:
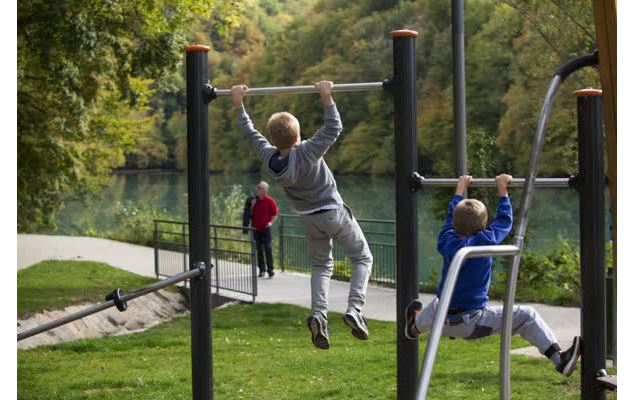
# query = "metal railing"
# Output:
<box><xmin>154</xmin><ymin>220</ymin><xmax>257</xmax><ymax>302</ymax></box>
<box><xmin>278</xmin><ymin>214</ymin><xmax>396</xmax><ymax>284</ymax></box>
<box><xmin>18</xmin><ymin>265</ymin><xmax>206</xmax><ymax>341</ymax></box>
<box><xmin>416</xmin><ymin>245</ymin><xmax>520</xmax><ymax>399</ymax></box>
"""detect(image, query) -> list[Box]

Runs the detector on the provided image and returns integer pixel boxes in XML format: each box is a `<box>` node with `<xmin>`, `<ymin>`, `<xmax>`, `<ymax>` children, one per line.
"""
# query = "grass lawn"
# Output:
<box><xmin>18</xmin><ymin>302</ymin><xmax>584</xmax><ymax>400</ymax></box>
<box><xmin>17</xmin><ymin>260</ymin><xmax>174</xmax><ymax>318</ymax></box>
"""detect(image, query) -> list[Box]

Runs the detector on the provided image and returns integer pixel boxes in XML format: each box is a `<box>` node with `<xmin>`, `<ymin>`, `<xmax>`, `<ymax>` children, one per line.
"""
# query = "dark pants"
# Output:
<box><xmin>254</xmin><ymin>227</ymin><xmax>274</xmax><ymax>273</ymax></box>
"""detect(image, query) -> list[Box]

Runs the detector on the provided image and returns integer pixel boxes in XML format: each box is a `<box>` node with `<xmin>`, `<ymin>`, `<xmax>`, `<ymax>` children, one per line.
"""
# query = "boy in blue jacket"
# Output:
<box><xmin>405</xmin><ymin>174</ymin><xmax>581</xmax><ymax>376</ymax></box>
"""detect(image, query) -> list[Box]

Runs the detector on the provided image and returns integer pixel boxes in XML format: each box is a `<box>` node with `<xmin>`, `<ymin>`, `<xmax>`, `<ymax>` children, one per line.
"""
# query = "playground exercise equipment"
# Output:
<box><xmin>209</xmin><ymin>81</ymin><xmax>387</xmax><ymax>98</ymax></box>
<box><xmin>413</xmin><ymin>51</ymin><xmax>608</xmax><ymax>400</ymax></box>
<box><xmin>410</xmin><ymin>174</ymin><xmax>571</xmax><ymax>188</ymax></box>
<box><xmin>17</xmin><ymin>264</ymin><xmax>206</xmax><ymax>342</ymax></box>
<box><xmin>196</xmin><ymin>28</ymin><xmax>422</xmax><ymax>400</ymax></box>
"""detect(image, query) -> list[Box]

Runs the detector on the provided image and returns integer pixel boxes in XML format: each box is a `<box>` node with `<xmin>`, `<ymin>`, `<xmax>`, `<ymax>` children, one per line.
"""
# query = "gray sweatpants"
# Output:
<box><xmin>415</xmin><ymin>297</ymin><xmax>558</xmax><ymax>354</ymax></box>
<box><xmin>299</xmin><ymin>205</ymin><xmax>373</xmax><ymax>318</ymax></box>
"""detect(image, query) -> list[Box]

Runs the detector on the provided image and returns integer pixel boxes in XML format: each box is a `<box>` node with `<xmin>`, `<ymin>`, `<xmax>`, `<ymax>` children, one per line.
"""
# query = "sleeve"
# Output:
<box><xmin>437</xmin><ymin>195</ymin><xmax>464</xmax><ymax>254</ymax></box>
<box><xmin>468</xmin><ymin>196</ymin><xmax>513</xmax><ymax>246</ymax></box>
<box><xmin>236</xmin><ymin>105</ymin><xmax>277</xmax><ymax>162</ymax></box>
<box><xmin>270</xmin><ymin>197</ymin><xmax>279</xmax><ymax>217</ymax></box>
<box><xmin>297</xmin><ymin>103</ymin><xmax>343</xmax><ymax>161</ymax></box>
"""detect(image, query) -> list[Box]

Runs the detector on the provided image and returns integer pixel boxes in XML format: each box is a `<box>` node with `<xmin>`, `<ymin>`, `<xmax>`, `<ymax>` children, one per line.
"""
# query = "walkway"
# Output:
<box><xmin>17</xmin><ymin>234</ymin><xmax>580</xmax><ymax>357</ymax></box>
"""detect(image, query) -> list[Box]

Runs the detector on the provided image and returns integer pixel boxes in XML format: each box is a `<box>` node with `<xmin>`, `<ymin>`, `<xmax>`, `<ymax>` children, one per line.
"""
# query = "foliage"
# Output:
<box><xmin>18</xmin><ymin>303</ymin><xmax>582</xmax><ymax>399</ymax></box>
<box><xmin>17</xmin><ymin>260</ymin><xmax>170</xmax><ymax>318</ymax></box>
<box><xmin>17</xmin><ymin>0</ymin><xmax>239</xmax><ymax>232</ymax></box>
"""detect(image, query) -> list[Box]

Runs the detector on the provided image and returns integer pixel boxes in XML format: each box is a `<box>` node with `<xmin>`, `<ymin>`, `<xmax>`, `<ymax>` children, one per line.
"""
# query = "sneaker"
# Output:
<box><xmin>268</xmin><ymin>271</ymin><xmax>275</xmax><ymax>278</ymax></box>
<box><xmin>556</xmin><ymin>336</ymin><xmax>582</xmax><ymax>377</ymax></box>
<box><xmin>343</xmin><ymin>308</ymin><xmax>369</xmax><ymax>340</ymax></box>
<box><xmin>404</xmin><ymin>299</ymin><xmax>423</xmax><ymax>340</ymax></box>
<box><xmin>258</xmin><ymin>271</ymin><xmax>265</xmax><ymax>278</ymax></box>
<box><xmin>306</xmin><ymin>313</ymin><xmax>330</xmax><ymax>350</ymax></box>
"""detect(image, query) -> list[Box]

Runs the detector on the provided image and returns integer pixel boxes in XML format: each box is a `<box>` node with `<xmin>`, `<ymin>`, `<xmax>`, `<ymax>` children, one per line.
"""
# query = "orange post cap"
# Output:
<box><xmin>390</xmin><ymin>29</ymin><xmax>419</xmax><ymax>38</ymax></box>
<box><xmin>185</xmin><ymin>44</ymin><xmax>210</xmax><ymax>53</ymax></box>
<box><xmin>573</xmin><ymin>88</ymin><xmax>602</xmax><ymax>97</ymax></box>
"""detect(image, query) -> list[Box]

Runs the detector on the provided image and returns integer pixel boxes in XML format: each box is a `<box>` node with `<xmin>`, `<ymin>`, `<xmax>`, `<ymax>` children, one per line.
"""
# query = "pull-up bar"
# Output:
<box><xmin>411</xmin><ymin>172</ymin><xmax>571</xmax><ymax>189</ymax></box>
<box><xmin>17</xmin><ymin>264</ymin><xmax>206</xmax><ymax>342</ymax></box>
<box><xmin>207</xmin><ymin>81</ymin><xmax>387</xmax><ymax>99</ymax></box>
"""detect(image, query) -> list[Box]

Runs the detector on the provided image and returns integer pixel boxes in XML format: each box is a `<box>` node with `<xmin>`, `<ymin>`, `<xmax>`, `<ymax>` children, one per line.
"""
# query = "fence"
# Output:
<box><xmin>278</xmin><ymin>214</ymin><xmax>397</xmax><ymax>285</ymax></box>
<box><xmin>153</xmin><ymin>220</ymin><xmax>257</xmax><ymax>302</ymax></box>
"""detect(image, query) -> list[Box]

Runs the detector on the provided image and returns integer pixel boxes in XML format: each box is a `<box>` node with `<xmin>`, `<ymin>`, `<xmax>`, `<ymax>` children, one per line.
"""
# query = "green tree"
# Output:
<box><xmin>17</xmin><ymin>0</ymin><xmax>237</xmax><ymax>231</ymax></box>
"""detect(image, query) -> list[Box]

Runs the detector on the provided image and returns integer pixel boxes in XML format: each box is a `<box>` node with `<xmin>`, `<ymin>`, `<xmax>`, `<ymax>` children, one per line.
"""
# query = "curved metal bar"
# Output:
<box><xmin>17</xmin><ymin>266</ymin><xmax>205</xmax><ymax>342</ymax></box>
<box><xmin>411</xmin><ymin>174</ymin><xmax>570</xmax><ymax>188</ymax></box>
<box><xmin>416</xmin><ymin>245</ymin><xmax>520</xmax><ymax>400</ymax></box>
<box><xmin>501</xmin><ymin>52</ymin><xmax>598</xmax><ymax>399</ymax></box>
<box><xmin>213</xmin><ymin>81</ymin><xmax>386</xmax><ymax>96</ymax></box>
<box><xmin>499</xmin><ymin>75</ymin><xmax>561</xmax><ymax>399</ymax></box>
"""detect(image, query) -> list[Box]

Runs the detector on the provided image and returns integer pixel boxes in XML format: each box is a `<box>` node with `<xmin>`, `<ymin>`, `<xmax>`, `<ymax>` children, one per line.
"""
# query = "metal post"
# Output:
<box><xmin>214</xmin><ymin>226</ymin><xmax>220</xmax><ymax>294</ymax></box>
<box><xmin>279</xmin><ymin>217</ymin><xmax>285</xmax><ymax>272</ymax></box>
<box><xmin>251</xmin><ymin>235</ymin><xmax>258</xmax><ymax>303</ymax></box>
<box><xmin>185</xmin><ymin>44</ymin><xmax>213</xmax><ymax>400</ymax></box>
<box><xmin>575</xmin><ymin>88</ymin><xmax>606</xmax><ymax>400</ymax></box>
<box><xmin>182</xmin><ymin>223</ymin><xmax>187</xmax><ymax>275</ymax></box>
<box><xmin>391</xmin><ymin>29</ymin><xmax>419</xmax><ymax>400</ymax></box>
<box><xmin>452</xmin><ymin>0</ymin><xmax>467</xmax><ymax>176</ymax></box>
<box><xmin>154</xmin><ymin>220</ymin><xmax>159</xmax><ymax>278</ymax></box>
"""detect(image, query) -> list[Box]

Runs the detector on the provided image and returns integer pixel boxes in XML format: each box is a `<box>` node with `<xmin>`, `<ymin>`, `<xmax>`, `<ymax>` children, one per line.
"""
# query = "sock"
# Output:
<box><xmin>544</xmin><ymin>343</ymin><xmax>562</xmax><ymax>366</ymax></box>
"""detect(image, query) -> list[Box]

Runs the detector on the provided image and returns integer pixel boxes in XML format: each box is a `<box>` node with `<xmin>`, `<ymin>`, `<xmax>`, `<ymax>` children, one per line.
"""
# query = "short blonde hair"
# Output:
<box><xmin>267</xmin><ymin>112</ymin><xmax>300</xmax><ymax>150</ymax></box>
<box><xmin>453</xmin><ymin>199</ymin><xmax>488</xmax><ymax>237</ymax></box>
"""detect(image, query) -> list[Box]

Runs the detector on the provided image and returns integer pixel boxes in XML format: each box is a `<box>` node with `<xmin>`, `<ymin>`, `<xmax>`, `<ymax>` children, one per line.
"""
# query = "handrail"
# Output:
<box><xmin>416</xmin><ymin>245</ymin><xmax>520</xmax><ymax>399</ymax></box>
<box><xmin>17</xmin><ymin>265</ymin><xmax>206</xmax><ymax>342</ymax></box>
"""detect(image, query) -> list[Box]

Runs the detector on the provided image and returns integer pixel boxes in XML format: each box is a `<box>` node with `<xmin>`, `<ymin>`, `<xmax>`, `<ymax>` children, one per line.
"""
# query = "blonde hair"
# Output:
<box><xmin>266</xmin><ymin>112</ymin><xmax>300</xmax><ymax>150</ymax></box>
<box><xmin>453</xmin><ymin>199</ymin><xmax>488</xmax><ymax>237</ymax></box>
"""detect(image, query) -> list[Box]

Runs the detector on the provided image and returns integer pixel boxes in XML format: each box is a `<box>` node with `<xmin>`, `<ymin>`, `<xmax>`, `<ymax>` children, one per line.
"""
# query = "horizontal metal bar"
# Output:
<box><xmin>17</xmin><ymin>267</ymin><xmax>205</xmax><ymax>342</ymax></box>
<box><xmin>413</xmin><ymin>174</ymin><xmax>570</xmax><ymax>188</ymax></box>
<box><xmin>416</xmin><ymin>245</ymin><xmax>520</xmax><ymax>399</ymax></box>
<box><xmin>214</xmin><ymin>82</ymin><xmax>385</xmax><ymax>97</ymax></box>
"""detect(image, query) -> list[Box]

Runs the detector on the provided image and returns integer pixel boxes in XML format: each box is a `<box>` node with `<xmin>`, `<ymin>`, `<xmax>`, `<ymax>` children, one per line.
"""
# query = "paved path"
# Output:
<box><xmin>18</xmin><ymin>234</ymin><xmax>581</xmax><ymax>357</ymax></box>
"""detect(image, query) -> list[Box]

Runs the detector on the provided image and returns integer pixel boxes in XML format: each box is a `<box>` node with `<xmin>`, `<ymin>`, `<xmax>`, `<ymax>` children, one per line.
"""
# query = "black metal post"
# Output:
<box><xmin>575</xmin><ymin>88</ymin><xmax>606</xmax><ymax>400</ymax></box>
<box><xmin>452</xmin><ymin>0</ymin><xmax>467</xmax><ymax>176</ymax></box>
<box><xmin>186</xmin><ymin>44</ymin><xmax>213</xmax><ymax>400</ymax></box>
<box><xmin>391</xmin><ymin>29</ymin><xmax>419</xmax><ymax>400</ymax></box>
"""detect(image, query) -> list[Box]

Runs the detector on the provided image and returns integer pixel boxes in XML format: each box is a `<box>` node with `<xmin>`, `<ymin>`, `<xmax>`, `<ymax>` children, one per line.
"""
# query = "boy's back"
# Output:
<box><xmin>231</xmin><ymin>81</ymin><xmax>373</xmax><ymax>350</ymax></box>
<box><xmin>235</xmin><ymin>93</ymin><xmax>344</xmax><ymax>213</ymax></box>
<box><xmin>436</xmin><ymin>189</ymin><xmax>513</xmax><ymax>310</ymax></box>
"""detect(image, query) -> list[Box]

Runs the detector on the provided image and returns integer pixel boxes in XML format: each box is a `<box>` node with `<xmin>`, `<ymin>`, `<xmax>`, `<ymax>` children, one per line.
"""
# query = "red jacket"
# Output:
<box><xmin>251</xmin><ymin>195</ymin><xmax>279</xmax><ymax>231</ymax></box>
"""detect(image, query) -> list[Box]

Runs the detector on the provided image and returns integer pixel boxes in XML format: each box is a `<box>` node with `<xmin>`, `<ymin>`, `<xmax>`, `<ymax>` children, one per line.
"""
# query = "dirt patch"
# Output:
<box><xmin>17</xmin><ymin>289</ymin><xmax>188</xmax><ymax>349</ymax></box>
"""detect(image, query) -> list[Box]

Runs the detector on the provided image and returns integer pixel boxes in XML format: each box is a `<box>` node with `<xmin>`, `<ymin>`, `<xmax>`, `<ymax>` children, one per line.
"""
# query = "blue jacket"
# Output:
<box><xmin>436</xmin><ymin>195</ymin><xmax>513</xmax><ymax>310</ymax></box>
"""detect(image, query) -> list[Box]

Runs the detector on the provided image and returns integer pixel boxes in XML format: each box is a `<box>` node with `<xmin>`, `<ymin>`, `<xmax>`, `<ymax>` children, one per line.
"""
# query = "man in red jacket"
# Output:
<box><xmin>251</xmin><ymin>181</ymin><xmax>279</xmax><ymax>277</ymax></box>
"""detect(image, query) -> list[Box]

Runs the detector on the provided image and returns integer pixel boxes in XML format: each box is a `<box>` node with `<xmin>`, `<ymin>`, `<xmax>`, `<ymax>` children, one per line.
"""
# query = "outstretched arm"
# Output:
<box><xmin>470</xmin><ymin>174</ymin><xmax>514</xmax><ymax>245</ymax></box>
<box><xmin>437</xmin><ymin>175</ymin><xmax>472</xmax><ymax>253</ymax></box>
<box><xmin>232</xmin><ymin>84</ymin><xmax>277</xmax><ymax>162</ymax></box>
<box><xmin>298</xmin><ymin>81</ymin><xmax>343</xmax><ymax>161</ymax></box>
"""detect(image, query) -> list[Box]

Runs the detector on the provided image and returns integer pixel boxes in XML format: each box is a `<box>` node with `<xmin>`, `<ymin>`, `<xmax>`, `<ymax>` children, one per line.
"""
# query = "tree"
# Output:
<box><xmin>17</xmin><ymin>0</ymin><xmax>236</xmax><ymax>231</ymax></box>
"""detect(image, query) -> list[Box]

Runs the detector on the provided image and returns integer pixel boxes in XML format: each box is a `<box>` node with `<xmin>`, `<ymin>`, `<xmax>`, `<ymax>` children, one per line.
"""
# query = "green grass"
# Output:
<box><xmin>17</xmin><ymin>260</ymin><xmax>174</xmax><ymax>318</ymax></box>
<box><xmin>18</xmin><ymin>303</ymin><xmax>585</xmax><ymax>400</ymax></box>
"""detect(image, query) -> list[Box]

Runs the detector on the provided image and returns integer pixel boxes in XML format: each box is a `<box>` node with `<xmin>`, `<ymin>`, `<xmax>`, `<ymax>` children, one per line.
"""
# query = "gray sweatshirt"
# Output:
<box><xmin>236</xmin><ymin>103</ymin><xmax>344</xmax><ymax>213</ymax></box>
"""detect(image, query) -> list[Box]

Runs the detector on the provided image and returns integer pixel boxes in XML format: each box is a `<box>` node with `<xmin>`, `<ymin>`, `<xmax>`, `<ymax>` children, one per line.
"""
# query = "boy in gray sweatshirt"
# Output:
<box><xmin>231</xmin><ymin>81</ymin><xmax>373</xmax><ymax>350</ymax></box>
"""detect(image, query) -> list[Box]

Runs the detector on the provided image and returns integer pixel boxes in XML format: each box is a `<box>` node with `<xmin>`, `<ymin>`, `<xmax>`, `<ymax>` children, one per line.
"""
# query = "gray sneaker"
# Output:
<box><xmin>343</xmin><ymin>308</ymin><xmax>369</xmax><ymax>340</ymax></box>
<box><xmin>307</xmin><ymin>313</ymin><xmax>330</xmax><ymax>350</ymax></box>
